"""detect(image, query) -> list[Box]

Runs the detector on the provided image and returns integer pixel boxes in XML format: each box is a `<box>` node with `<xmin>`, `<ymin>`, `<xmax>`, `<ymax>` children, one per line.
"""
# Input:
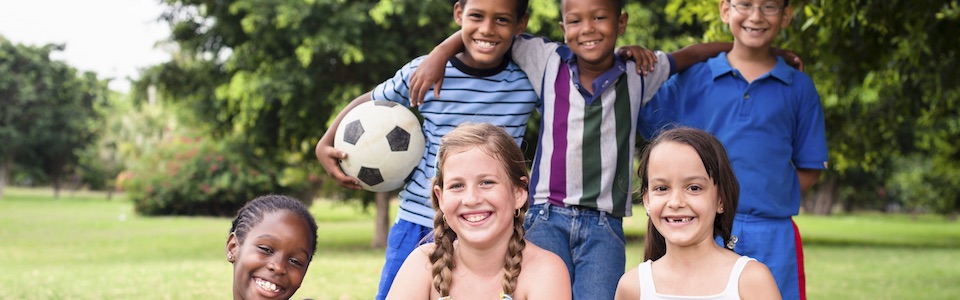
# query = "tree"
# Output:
<box><xmin>0</xmin><ymin>38</ymin><xmax>105</xmax><ymax>198</ymax></box>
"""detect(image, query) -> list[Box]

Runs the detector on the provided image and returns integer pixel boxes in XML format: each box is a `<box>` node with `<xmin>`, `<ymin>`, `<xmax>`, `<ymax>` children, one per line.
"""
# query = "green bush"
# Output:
<box><xmin>123</xmin><ymin>133</ymin><xmax>307</xmax><ymax>216</ymax></box>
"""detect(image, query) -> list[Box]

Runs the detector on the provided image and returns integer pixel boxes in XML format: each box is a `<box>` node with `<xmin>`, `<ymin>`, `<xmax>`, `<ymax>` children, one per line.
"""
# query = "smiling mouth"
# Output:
<box><xmin>665</xmin><ymin>217</ymin><xmax>694</xmax><ymax>223</ymax></box>
<box><xmin>255</xmin><ymin>277</ymin><xmax>282</xmax><ymax>293</ymax></box>
<box><xmin>475</xmin><ymin>40</ymin><xmax>498</xmax><ymax>49</ymax></box>
<box><xmin>744</xmin><ymin>27</ymin><xmax>768</xmax><ymax>33</ymax></box>
<box><xmin>580</xmin><ymin>40</ymin><xmax>600</xmax><ymax>47</ymax></box>
<box><xmin>462</xmin><ymin>212</ymin><xmax>492</xmax><ymax>223</ymax></box>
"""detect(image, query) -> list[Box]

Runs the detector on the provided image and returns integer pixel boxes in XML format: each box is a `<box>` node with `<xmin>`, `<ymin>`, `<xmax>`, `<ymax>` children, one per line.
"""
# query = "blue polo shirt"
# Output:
<box><xmin>639</xmin><ymin>52</ymin><xmax>828</xmax><ymax>218</ymax></box>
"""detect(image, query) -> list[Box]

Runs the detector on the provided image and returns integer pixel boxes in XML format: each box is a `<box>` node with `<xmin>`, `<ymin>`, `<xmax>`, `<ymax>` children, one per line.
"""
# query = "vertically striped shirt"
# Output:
<box><xmin>372</xmin><ymin>55</ymin><xmax>538</xmax><ymax>227</ymax></box>
<box><xmin>512</xmin><ymin>35</ymin><xmax>672</xmax><ymax>217</ymax></box>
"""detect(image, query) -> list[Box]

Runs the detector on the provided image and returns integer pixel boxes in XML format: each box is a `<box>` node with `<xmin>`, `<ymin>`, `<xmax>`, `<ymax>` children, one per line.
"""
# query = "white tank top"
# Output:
<box><xmin>638</xmin><ymin>256</ymin><xmax>755</xmax><ymax>300</ymax></box>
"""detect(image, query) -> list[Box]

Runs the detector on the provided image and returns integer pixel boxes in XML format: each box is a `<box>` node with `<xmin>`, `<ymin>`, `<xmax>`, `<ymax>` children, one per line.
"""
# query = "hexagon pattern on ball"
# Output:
<box><xmin>333</xmin><ymin>100</ymin><xmax>425</xmax><ymax>192</ymax></box>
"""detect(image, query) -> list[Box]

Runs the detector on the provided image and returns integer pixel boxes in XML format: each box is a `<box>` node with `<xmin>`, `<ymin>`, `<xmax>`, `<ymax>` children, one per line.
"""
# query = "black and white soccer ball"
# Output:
<box><xmin>334</xmin><ymin>100</ymin><xmax>425</xmax><ymax>192</ymax></box>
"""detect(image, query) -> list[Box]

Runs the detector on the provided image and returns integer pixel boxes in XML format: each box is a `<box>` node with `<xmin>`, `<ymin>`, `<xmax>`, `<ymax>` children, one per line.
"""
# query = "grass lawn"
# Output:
<box><xmin>1</xmin><ymin>187</ymin><xmax>959</xmax><ymax>299</ymax></box>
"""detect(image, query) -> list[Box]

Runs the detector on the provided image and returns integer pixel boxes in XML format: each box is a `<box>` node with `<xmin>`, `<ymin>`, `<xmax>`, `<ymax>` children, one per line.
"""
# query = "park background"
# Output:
<box><xmin>1</xmin><ymin>0</ymin><xmax>958</xmax><ymax>299</ymax></box>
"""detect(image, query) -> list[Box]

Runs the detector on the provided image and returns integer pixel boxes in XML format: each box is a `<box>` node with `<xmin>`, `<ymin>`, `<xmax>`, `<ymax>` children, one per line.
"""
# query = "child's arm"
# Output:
<box><xmin>669</xmin><ymin>42</ymin><xmax>733</xmax><ymax>73</ymax></box>
<box><xmin>616</xmin><ymin>45</ymin><xmax>659</xmax><ymax>76</ymax></box>
<box><xmin>614</xmin><ymin>268</ymin><xmax>641</xmax><ymax>300</ymax></box>
<box><xmin>409</xmin><ymin>31</ymin><xmax>465</xmax><ymax>106</ymax></box>
<box><xmin>315</xmin><ymin>92</ymin><xmax>372</xmax><ymax>190</ymax></box>
<box><xmin>385</xmin><ymin>245</ymin><xmax>434</xmax><ymax>299</ymax></box>
<box><xmin>739</xmin><ymin>261</ymin><xmax>783</xmax><ymax>300</ymax></box>
<box><xmin>797</xmin><ymin>168</ymin><xmax>821</xmax><ymax>194</ymax></box>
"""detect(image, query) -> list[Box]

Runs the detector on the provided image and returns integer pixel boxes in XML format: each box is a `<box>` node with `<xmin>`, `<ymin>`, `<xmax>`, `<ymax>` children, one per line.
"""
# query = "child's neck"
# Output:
<box><xmin>576</xmin><ymin>58</ymin><xmax>615</xmax><ymax>94</ymax></box>
<box><xmin>727</xmin><ymin>45</ymin><xmax>777</xmax><ymax>83</ymax></box>
<box><xmin>454</xmin><ymin>240</ymin><xmax>509</xmax><ymax>277</ymax></box>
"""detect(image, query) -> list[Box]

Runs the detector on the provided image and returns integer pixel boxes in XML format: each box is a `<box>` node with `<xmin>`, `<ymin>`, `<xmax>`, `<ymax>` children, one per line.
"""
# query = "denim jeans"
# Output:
<box><xmin>524</xmin><ymin>203</ymin><xmax>626</xmax><ymax>300</ymax></box>
<box><xmin>375</xmin><ymin>219</ymin><xmax>432</xmax><ymax>300</ymax></box>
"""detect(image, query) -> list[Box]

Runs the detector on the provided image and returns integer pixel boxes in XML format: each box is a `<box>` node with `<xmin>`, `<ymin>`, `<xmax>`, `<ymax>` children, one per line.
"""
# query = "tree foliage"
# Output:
<box><xmin>0</xmin><ymin>37</ymin><xmax>106</xmax><ymax>197</ymax></box>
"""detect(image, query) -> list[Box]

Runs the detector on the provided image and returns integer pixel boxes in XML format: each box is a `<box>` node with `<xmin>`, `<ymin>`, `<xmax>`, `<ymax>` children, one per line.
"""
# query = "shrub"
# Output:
<box><xmin>123</xmin><ymin>133</ymin><xmax>307</xmax><ymax>216</ymax></box>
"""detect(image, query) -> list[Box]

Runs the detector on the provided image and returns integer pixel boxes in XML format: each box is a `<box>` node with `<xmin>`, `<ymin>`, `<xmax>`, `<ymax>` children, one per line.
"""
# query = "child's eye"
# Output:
<box><xmin>468</xmin><ymin>13</ymin><xmax>483</xmax><ymax>20</ymax></box>
<box><xmin>289</xmin><ymin>257</ymin><xmax>305</xmax><ymax>268</ymax></box>
<box><xmin>480</xmin><ymin>180</ymin><xmax>496</xmax><ymax>186</ymax></box>
<box><xmin>257</xmin><ymin>245</ymin><xmax>273</xmax><ymax>254</ymax></box>
<box><xmin>566</xmin><ymin>18</ymin><xmax>581</xmax><ymax>24</ymax></box>
<box><xmin>447</xmin><ymin>183</ymin><xmax>464</xmax><ymax>189</ymax></box>
<box><xmin>688</xmin><ymin>185</ymin><xmax>703</xmax><ymax>192</ymax></box>
<box><xmin>496</xmin><ymin>17</ymin><xmax>511</xmax><ymax>24</ymax></box>
<box><xmin>652</xmin><ymin>186</ymin><xmax>668</xmax><ymax>192</ymax></box>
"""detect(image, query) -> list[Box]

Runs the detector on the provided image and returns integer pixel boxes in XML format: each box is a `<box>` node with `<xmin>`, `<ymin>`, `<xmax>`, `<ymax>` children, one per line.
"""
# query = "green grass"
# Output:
<box><xmin>1</xmin><ymin>187</ymin><xmax>959</xmax><ymax>299</ymax></box>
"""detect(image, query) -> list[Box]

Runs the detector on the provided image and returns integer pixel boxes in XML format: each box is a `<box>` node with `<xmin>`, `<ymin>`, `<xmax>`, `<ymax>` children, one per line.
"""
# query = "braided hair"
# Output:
<box><xmin>429</xmin><ymin>123</ymin><xmax>530</xmax><ymax>296</ymax></box>
<box><xmin>230</xmin><ymin>194</ymin><xmax>319</xmax><ymax>260</ymax></box>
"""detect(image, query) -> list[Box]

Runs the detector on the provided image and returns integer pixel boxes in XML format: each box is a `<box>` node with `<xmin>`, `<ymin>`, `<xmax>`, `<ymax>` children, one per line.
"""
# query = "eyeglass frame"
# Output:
<box><xmin>727</xmin><ymin>1</ymin><xmax>785</xmax><ymax>16</ymax></box>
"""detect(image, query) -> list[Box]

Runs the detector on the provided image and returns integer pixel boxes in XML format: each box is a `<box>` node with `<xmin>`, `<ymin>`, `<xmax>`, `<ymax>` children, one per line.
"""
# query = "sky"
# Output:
<box><xmin>0</xmin><ymin>0</ymin><xmax>172</xmax><ymax>92</ymax></box>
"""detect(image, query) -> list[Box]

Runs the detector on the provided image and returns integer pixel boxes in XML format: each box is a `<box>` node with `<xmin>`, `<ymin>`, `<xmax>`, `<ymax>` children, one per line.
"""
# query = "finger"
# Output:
<box><xmin>433</xmin><ymin>78</ymin><xmax>444</xmax><ymax>99</ymax></box>
<box><xmin>410</xmin><ymin>78</ymin><xmax>422</xmax><ymax>107</ymax></box>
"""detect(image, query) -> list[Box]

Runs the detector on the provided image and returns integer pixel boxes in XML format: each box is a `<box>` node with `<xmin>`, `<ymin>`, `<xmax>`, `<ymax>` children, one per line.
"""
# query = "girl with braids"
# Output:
<box><xmin>225</xmin><ymin>195</ymin><xmax>318</xmax><ymax>300</ymax></box>
<box><xmin>387</xmin><ymin>123</ymin><xmax>570</xmax><ymax>299</ymax></box>
<box><xmin>615</xmin><ymin>127</ymin><xmax>779</xmax><ymax>300</ymax></box>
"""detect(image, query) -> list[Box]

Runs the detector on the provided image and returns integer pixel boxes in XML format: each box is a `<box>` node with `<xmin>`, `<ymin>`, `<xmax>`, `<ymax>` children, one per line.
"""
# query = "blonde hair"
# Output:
<box><xmin>429</xmin><ymin>123</ymin><xmax>530</xmax><ymax>296</ymax></box>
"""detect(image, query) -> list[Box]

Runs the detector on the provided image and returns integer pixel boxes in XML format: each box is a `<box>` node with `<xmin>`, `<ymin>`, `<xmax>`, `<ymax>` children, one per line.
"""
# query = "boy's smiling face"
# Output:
<box><xmin>721</xmin><ymin>0</ymin><xmax>792</xmax><ymax>51</ymax></box>
<box><xmin>560</xmin><ymin>0</ymin><xmax>627</xmax><ymax>70</ymax></box>
<box><xmin>455</xmin><ymin>0</ymin><xmax>528</xmax><ymax>69</ymax></box>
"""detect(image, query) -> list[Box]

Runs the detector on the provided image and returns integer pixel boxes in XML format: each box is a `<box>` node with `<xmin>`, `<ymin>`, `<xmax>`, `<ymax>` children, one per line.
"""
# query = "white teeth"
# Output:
<box><xmin>667</xmin><ymin>217</ymin><xmax>693</xmax><ymax>223</ymax></box>
<box><xmin>582</xmin><ymin>41</ymin><xmax>599</xmax><ymax>46</ymax></box>
<box><xmin>475</xmin><ymin>40</ymin><xmax>496</xmax><ymax>49</ymax></box>
<box><xmin>464</xmin><ymin>213</ymin><xmax>488</xmax><ymax>222</ymax></box>
<box><xmin>256</xmin><ymin>278</ymin><xmax>280</xmax><ymax>293</ymax></box>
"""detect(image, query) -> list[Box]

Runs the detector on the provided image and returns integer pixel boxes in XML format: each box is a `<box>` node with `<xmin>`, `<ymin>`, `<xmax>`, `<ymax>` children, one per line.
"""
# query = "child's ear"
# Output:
<box><xmin>516</xmin><ymin>14</ymin><xmax>530</xmax><ymax>35</ymax></box>
<box><xmin>225</xmin><ymin>233</ymin><xmax>239</xmax><ymax>263</ymax></box>
<box><xmin>719</xmin><ymin>0</ymin><xmax>732</xmax><ymax>24</ymax></box>
<box><xmin>617</xmin><ymin>12</ymin><xmax>629</xmax><ymax>35</ymax></box>
<box><xmin>453</xmin><ymin>1</ymin><xmax>464</xmax><ymax>26</ymax></box>
<box><xmin>781</xmin><ymin>4</ymin><xmax>795</xmax><ymax>28</ymax></box>
<box><xmin>514</xmin><ymin>176</ymin><xmax>529</xmax><ymax>209</ymax></box>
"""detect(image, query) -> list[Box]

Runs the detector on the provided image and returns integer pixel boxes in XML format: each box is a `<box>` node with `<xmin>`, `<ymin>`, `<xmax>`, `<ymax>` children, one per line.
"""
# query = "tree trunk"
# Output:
<box><xmin>371</xmin><ymin>192</ymin><xmax>391</xmax><ymax>248</ymax></box>
<box><xmin>804</xmin><ymin>177</ymin><xmax>839</xmax><ymax>215</ymax></box>
<box><xmin>0</xmin><ymin>158</ymin><xmax>9</xmax><ymax>199</ymax></box>
<box><xmin>52</xmin><ymin>176</ymin><xmax>62</xmax><ymax>199</ymax></box>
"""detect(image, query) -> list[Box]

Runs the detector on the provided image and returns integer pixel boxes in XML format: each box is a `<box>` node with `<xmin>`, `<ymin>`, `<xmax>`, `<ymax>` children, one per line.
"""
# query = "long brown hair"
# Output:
<box><xmin>429</xmin><ymin>123</ymin><xmax>530</xmax><ymax>296</ymax></box>
<box><xmin>636</xmin><ymin>127</ymin><xmax>739</xmax><ymax>261</ymax></box>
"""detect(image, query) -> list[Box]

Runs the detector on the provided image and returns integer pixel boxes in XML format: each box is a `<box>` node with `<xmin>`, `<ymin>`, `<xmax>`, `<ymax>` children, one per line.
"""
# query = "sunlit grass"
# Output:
<box><xmin>1</xmin><ymin>187</ymin><xmax>958</xmax><ymax>299</ymax></box>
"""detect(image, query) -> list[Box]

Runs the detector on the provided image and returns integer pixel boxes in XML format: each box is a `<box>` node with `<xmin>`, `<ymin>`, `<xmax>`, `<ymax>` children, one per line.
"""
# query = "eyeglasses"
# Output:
<box><xmin>728</xmin><ymin>1</ymin><xmax>784</xmax><ymax>16</ymax></box>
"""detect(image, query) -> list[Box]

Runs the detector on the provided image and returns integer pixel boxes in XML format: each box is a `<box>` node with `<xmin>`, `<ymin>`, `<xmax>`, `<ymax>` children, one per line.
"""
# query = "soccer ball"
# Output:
<box><xmin>334</xmin><ymin>100</ymin><xmax>426</xmax><ymax>192</ymax></box>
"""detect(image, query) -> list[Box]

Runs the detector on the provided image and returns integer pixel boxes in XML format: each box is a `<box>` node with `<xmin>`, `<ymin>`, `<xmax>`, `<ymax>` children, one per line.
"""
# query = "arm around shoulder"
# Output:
<box><xmin>615</xmin><ymin>268</ymin><xmax>640</xmax><ymax>300</ymax></box>
<box><xmin>738</xmin><ymin>260</ymin><xmax>782</xmax><ymax>300</ymax></box>
<box><xmin>385</xmin><ymin>244</ymin><xmax>435</xmax><ymax>300</ymax></box>
<box><xmin>669</xmin><ymin>42</ymin><xmax>732</xmax><ymax>73</ymax></box>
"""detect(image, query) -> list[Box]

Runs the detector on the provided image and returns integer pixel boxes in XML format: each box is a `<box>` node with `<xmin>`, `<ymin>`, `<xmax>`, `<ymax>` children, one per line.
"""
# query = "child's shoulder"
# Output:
<box><xmin>520</xmin><ymin>242</ymin><xmax>566</xmax><ymax>273</ymax></box>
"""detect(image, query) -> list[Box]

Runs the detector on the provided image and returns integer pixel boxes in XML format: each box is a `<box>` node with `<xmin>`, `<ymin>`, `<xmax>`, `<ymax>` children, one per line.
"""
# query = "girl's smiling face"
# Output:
<box><xmin>643</xmin><ymin>141</ymin><xmax>723</xmax><ymax>249</ymax></box>
<box><xmin>227</xmin><ymin>210</ymin><xmax>312</xmax><ymax>300</ymax></box>
<box><xmin>434</xmin><ymin>146</ymin><xmax>527</xmax><ymax>249</ymax></box>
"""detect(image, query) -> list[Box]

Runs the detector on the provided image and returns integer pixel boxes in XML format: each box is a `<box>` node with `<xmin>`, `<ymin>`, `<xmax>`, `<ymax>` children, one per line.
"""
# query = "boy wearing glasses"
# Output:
<box><xmin>639</xmin><ymin>1</ymin><xmax>827</xmax><ymax>299</ymax></box>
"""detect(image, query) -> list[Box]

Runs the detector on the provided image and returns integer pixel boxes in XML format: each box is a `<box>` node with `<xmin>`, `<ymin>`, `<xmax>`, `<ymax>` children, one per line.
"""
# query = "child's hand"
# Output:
<box><xmin>616</xmin><ymin>45</ymin><xmax>658</xmax><ymax>75</ymax></box>
<box><xmin>772</xmin><ymin>48</ymin><xmax>804</xmax><ymax>72</ymax></box>
<box><xmin>315</xmin><ymin>140</ymin><xmax>363</xmax><ymax>190</ymax></box>
<box><xmin>409</xmin><ymin>56</ymin><xmax>448</xmax><ymax>107</ymax></box>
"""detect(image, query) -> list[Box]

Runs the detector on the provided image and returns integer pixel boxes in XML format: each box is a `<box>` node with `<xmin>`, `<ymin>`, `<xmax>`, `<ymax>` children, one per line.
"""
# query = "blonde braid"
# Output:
<box><xmin>501</xmin><ymin>211</ymin><xmax>526</xmax><ymax>295</ymax></box>
<box><xmin>429</xmin><ymin>210</ymin><xmax>457</xmax><ymax>296</ymax></box>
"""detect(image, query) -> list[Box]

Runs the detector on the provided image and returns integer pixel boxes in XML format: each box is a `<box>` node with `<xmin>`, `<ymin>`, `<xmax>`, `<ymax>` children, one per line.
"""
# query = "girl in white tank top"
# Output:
<box><xmin>614</xmin><ymin>128</ymin><xmax>781</xmax><ymax>299</ymax></box>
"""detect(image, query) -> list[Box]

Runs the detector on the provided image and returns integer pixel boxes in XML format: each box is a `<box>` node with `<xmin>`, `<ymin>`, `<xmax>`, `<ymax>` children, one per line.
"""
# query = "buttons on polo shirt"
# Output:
<box><xmin>744</xmin><ymin>94</ymin><xmax>750</xmax><ymax>100</ymax></box>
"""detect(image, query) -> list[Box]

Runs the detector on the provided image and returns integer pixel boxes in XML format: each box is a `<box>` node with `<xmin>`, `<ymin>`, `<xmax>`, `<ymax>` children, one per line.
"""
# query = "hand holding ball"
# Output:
<box><xmin>334</xmin><ymin>101</ymin><xmax>426</xmax><ymax>192</ymax></box>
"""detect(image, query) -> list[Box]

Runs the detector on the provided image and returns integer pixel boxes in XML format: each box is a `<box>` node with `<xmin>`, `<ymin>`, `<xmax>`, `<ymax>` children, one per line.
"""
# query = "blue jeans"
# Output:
<box><xmin>523</xmin><ymin>203</ymin><xmax>626</xmax><ymax>300</ymax></box>
<box><xmin>375</xmin><ymin>219</ymin><xmax>432</xmax><ymax>300</ymax></box>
